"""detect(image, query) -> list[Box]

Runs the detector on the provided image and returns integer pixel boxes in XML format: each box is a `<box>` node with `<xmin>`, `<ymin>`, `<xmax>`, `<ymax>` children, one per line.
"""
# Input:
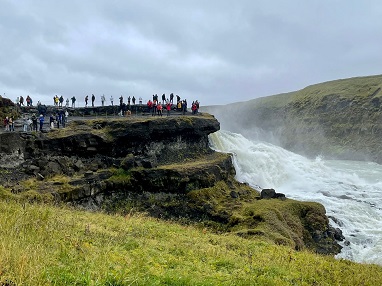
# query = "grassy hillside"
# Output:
<box><xmin>0</xmin><ymin>200</ymin><xmax>381</xmax><ymax>285</ymax></box>
<box><xmin>1</xmin><ymin>189</ymin><xmax>382</xmax><ymax>285</ymax></box>
<box><xmin>207</xmin><ymin>75</ymin><xmax>382</xmax><ymax>163</ymax></box>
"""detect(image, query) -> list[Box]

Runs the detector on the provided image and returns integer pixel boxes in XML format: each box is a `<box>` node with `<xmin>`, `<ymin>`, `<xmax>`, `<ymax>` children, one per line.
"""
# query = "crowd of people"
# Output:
<box><xmin>3</xmin><ymin>92</ymin><xmax>201</xmax><ymax>132</ymax></box>
<box><xmin>79</xmin><ymin>92</ymin><xmax>200</xmax><ymax>116</ymax></box>
<box><xmin>3</xmin><ymin>110</ymin><xmax>69</xmax><ymax>133</ymax></box>
<box><xmin>14</xmin><ymin>93</ymin><xmax>200</xmax><ymax>113</ymax></box>
<box><xmin>16</xmin><ymin>95</ymin><xmax>34</xmax><ymax>107</ymax></box>
<box><xmin>145</xmin><ymin>95</ymin><xmax>200</xmax><ymax>117</ymax></box>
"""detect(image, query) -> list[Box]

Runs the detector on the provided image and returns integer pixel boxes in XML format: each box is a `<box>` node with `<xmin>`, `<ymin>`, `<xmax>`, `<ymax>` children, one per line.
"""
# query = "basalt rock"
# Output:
<box><xmin>260</xmin><ymin>188</ymin><xmax>286</xmax><ymax>200</ymax></box>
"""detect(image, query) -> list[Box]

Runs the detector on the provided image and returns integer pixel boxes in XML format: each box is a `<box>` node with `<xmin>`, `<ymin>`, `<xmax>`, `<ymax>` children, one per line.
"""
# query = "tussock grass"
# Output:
<box><xmin>0</xmin><ymin>198</ymin><xmax>381</xmax><ymax>285</ymax></box>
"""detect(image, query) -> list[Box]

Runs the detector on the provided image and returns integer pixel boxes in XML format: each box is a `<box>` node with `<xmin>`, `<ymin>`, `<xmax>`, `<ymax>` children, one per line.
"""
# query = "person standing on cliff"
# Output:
<box><xmin>9</xmin><ymin>117</ymin><xmax>14</xmax><ymax>131</ymax></box>
<box><xmin>26</xmin><ymin>95</ymin><xmax>31</xmax><ymax>106</ymax></box>
<box><xmin>191</xmin><ymin>101</ymin><xmax>196</xmax><ymax>115</ymax></box>
<box><xmin>64</xmin><ymin>110</ymin><xmax>69</xmax><ymax>127</ymax></box>
<box><xmin>32</xmin><ymin>114</ymin><xmax>38</xmax><ymax>132</ymax></box>
<box><xmin>23</xmin><ymin>116</ymin><xmax>28</xmax><ymax>132</ymax></box>
<box><xmin>55</xmin><ymin>113</ymin><xmax>60</xmax><ymax>129</ymax></box>
<box><xmin>4</xmin><ymin>117</ymin><xmax>9</xmax><ymax>131</ymax></box>
<box><xmin>71</xmin><ymin>96</ymin><xmax>76</xmax><ymax>108</ymax></box>
<box><xmin>39</xmin><ymin>115</ymin><xmax>44</xmax><ymax>131</ymax></box>
<box><xmin>147</xmin><ymin>99</ymin><xmax>153</xmax><ymax>114</ymax></box>
<box><xmin>152</xmin><ymin>100</ymin><xmax>157</xmax><ymax>116</ymax></box>
<box><xmin>59</xmin><ymin>95</ymin><xmax>64</xmax><ymax>107</ymax></box>
<box><xmin>50</xmin><ymin>114</ymin><xmax>55</xmax><ymax>129</ymax></box>
<box><xmin>119</xmin><ymin>95</ymin><xmax>123</xmax><ymax>107</ymax></box>
<box><xmin>85</xmin><ymin>95</ymin><xmax>89</xmax><ymax>107</ymax></box>
<box><xmin>195</xmin><ymin>100</ymin><xmax>200</xmax><ymax>114</ymax></box>
<box><xmin>110</xmin><ymin>95</ymin><xmax>114</xmax><ymax>106</ymax></box>
<box><xmin>157</xmin><ymin>102</ymin><xmax>163</xmax><ymax>116</ymax></box>
<box><xmin>91</xmin><ymin>94</ymin><xmax>95</xmax><ymax>107</ymax></box>
<box><xmin>166</xmin><ymin>101</ymin><xmax>172</xmax><ymax>116</ymax></box>
<box><xmin>182</xmin><ymin>99</ymin><xmax>187</xmax><ymax>115</ymax></box>
<box><xmin>101</xmin><ymin>94</ymin><xmax>105</xmax><ymax>106</ymax></box>
<box><xmin>27</xmin><ymin>117</ymin><xmax>33</xmax><ymax>131</ymax></box>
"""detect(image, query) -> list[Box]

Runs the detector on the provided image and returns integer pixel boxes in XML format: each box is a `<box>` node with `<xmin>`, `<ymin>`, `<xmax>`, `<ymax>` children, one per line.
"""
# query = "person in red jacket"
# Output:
<box><xmin>166</xmin><ymin>102</ymin><xmax>172</xmax><ymax>116</ymax></box>
<box><xmin>147</xmin><ymin>100</ymin><xmax>153</xmax><ymax>115</ymax></box>
<box><xmin>191</xmin><ymin>101</ymin><xmax>197</xmax><ymax>115</ymax></box>
<box><xmin>157</xmin><ymin>102</ymin><xmax>163</xmax><ymax>117</ymax></box>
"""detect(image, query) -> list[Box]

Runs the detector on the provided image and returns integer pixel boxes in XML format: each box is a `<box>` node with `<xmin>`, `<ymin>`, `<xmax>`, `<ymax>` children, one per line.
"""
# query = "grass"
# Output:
<box><xmin>0</xmin><ymin>199</ymin><xmax>382</xmax><ymax>285</ymax></box>
<box><xmin>245</xmin><ymin>74</ymin><xmax>382</xmax><ymax>108</ymax></box>
<box><xmin>13</xmin><ymin>175</ymin><xmax>76</xmax><ymax>196</ymax></box>
<box><xmin>159</xmin><ymin>152</ymin><xmax>230</xmax><ymax>170</ymax></box>
<box><xmin>188</xmin><ymin>181</ymin><xmax>332</xmax><ymax>251</ymax></box>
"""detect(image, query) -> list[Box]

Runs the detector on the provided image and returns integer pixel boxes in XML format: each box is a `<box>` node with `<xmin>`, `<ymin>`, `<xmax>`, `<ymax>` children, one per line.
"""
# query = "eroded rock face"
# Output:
<box><xmin>20</xmin><ymin>116</ymin><xmax>219</xmax><ymax>160</ymax></box>
<box><xmin>0</xmin><ymin>115</ymin><xmax>219</xmax><ymax>164</ymax></box>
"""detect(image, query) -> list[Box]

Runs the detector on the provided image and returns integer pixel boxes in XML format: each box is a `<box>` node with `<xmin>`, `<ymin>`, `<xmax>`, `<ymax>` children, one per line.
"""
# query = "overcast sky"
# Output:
<box><xmin>1</xmin><ymin>0</ymin><xmax>382</xmax><ymax>107</ymax></box>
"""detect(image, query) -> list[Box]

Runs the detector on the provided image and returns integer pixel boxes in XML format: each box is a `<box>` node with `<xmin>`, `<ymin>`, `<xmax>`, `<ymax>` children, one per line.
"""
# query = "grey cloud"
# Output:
<box><xmin>1</xmin><ymin>1</ymin><xmax>382</xmax><ymax>106</ymax></box>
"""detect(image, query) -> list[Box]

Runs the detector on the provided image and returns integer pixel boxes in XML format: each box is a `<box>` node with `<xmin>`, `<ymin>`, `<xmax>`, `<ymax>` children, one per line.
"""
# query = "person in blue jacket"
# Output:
<box><xmin>39</xmin><ymin>115</ymin><xmax>44</xmax><ymax>131</ymax></box>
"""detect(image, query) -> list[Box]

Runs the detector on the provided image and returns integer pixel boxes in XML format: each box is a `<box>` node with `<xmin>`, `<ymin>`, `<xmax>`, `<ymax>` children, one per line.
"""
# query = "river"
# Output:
<box><xmin>209</xmin><ymin>130</ymin><xmax>382</xmax><ymax>265</ymax></box>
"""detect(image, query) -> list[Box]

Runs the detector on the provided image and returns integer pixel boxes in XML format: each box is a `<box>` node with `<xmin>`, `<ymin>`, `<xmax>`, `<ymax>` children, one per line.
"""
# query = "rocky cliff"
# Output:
<box><xmin>0</xmin><ymin>110</ymin><xmax>343</xmax><ymax>255</ymax></box>
<box><xmin>205</xmin><ymin>74</ymin><xmax>382</xmax><ymax>163</ymax></box>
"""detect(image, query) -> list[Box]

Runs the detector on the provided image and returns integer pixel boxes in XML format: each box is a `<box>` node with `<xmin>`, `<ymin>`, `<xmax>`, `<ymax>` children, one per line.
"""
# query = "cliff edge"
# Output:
<box><xmin>0</xmin><ymin>111</ymin><xmax>343</xmax><ymax>255</ymax></box>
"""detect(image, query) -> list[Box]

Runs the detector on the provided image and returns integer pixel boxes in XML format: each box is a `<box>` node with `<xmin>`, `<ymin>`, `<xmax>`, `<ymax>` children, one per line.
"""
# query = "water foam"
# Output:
<box><xmin>209</xmin><ymin>130</ymin><xmax>382</xmax><ymax>265</ymax></box>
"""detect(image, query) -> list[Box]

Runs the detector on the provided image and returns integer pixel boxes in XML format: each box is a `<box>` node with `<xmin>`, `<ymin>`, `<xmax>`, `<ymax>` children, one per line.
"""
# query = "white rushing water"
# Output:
<box><xmin>209</xmin><ymin>130</ymin><xmax>382</xmax><ymax>265</ymax></box>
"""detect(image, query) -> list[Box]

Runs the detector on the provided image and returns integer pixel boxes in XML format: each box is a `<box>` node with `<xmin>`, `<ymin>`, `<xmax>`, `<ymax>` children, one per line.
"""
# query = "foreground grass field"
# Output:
<box><xmin>1</xmin><ymin>197</ymin><xmax>382</xmax><ymax>285</ymax></box>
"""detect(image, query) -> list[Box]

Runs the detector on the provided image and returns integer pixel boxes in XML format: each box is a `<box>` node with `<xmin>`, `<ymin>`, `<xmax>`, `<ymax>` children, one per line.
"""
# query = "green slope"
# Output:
<box><xmin>0</xmin><ymin>196</ymin><xmax>381</xmax><ymax>285</ymax></box>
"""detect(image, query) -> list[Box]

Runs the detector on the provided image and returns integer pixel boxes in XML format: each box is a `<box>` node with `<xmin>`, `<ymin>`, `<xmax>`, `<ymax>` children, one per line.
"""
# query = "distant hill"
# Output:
<box><xmin>204</xmin><ymin>75</ymin><xmax>382</xmax><ymax>163</ymax></box>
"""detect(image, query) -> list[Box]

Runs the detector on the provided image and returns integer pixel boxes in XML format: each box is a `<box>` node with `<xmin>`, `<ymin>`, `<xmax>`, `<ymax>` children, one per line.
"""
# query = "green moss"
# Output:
<box><xmin>107</xmin><ymin>168</ymin><xmax>132</xmax><ymax>184</ymax></box>
<box><xmin>188</xmin><ymin>181</ymin><xmax>332</xmax><ymax>252</ymax></box>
